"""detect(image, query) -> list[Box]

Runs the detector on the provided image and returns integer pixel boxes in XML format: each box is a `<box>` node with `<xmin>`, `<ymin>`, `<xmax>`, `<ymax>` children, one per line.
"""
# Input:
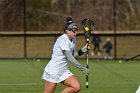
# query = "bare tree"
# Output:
<box><xmin>0</xmin><ymin>0</ymin><xmax>23</xmax><ymax>31</ymax></box>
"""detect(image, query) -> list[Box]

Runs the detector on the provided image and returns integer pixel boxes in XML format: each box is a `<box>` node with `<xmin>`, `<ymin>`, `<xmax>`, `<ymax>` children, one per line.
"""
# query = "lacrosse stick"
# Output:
<box><xmin>125</xmin><ymin>54</ymin><xmax>140</xmax><ymax>62</ymax></box>
<box><xmin>82</xmin><ymin>18</ymin><xmax>95</xmax><ymax>88</ymax></box>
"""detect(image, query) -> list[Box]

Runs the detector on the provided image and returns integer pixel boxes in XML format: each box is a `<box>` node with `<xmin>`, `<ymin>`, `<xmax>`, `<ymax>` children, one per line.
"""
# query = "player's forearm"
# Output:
<box><xmin>73</xmin><ymin>47</ymin><xmax>87</xmax><ymax>57</ymax></box>
<box><xmin>63</xmin><ymin>50</ymin><xmax>88</xmax><ymax>74</ymax></box>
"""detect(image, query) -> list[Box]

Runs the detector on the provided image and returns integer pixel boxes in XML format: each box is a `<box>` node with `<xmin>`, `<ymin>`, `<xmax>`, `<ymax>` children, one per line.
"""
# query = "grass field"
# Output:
<box><xmin>0</xmin><ymin>59</ymin><xmax>140</xmax><ymax>93</ymax></box>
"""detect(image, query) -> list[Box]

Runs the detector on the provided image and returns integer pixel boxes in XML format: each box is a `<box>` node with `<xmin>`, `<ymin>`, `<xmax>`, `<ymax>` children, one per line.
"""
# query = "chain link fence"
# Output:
<box><xmin>0</xmin><ymin>0</ymin><xmax>140</xmax><ymax>60</ymax></box>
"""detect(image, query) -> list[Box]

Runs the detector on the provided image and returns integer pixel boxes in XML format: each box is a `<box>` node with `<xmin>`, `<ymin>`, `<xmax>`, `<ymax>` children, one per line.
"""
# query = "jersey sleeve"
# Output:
<box><xmin>59</xmin><ymin>37</ymin><xmax>70</xmax><ymax>51</ymax></box>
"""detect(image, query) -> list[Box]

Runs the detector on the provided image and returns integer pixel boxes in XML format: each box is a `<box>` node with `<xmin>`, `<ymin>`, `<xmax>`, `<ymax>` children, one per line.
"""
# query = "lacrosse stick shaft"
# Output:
<box><xmin>86</xmin><ymin>38</ymin><xmax>89</xmax><ymax>88</ymax></box>
<box><xmin>125</xmin><ymin>54</ymin><xmax>140</xmax><ymax>61</ymax></box>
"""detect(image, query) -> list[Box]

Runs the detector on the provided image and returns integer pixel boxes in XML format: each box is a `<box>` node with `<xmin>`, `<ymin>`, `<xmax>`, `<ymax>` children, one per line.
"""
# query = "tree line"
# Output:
<box><xmin>0</xmin><ymin>0</ymin><xmax>140</xmax><ymax>31</ymax></box>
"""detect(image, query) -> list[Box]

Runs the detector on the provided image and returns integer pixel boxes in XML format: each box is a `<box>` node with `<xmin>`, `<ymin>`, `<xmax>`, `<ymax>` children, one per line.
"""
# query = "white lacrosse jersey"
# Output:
<box><xmin>44</xmin><ymin>33</ymin><xmax>76</xmax><ymax>81</ymax></box>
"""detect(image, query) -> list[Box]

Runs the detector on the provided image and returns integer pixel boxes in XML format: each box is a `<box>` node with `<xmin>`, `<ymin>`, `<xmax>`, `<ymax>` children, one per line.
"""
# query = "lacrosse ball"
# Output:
<box><xmin>119</xmin><ymin>60</ymin><xmax>122</xmax><ymax>63</ymax></box>
<box><xmin>85</xmin><ymin>27</ymin><xmax>89</xmax><ymax>31</ymax></box>
<box><xmin>37</xmin><ymin>59</ymin><xmax>40</xmax><ymax>62</ymax></box>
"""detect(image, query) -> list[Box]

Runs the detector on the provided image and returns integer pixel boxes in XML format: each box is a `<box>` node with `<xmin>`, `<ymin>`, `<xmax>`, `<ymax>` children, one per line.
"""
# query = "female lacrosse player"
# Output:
<box><xmin>42</xmin><ymin>19</ymin><xmax>89</xmax><ymax>93</ymax></box>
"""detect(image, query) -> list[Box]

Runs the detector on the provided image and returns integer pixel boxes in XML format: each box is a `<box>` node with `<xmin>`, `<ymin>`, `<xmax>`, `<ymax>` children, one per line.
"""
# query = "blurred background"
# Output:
<box><xmin>0</xmin><ymin>0</ymin><xmax>140</xmax><ymax>60</ymax></box>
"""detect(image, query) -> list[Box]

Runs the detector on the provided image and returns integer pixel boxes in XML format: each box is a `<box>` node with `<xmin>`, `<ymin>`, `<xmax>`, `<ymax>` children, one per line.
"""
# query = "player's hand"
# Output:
<box><xmin>83</xmin><ymin>67</ymin><xmax>89</xmax><ymax>76</ymax></box>
<box><xmin>84</xmin><ymin>43</ymin><xmax>90</xmax><ymax>50</ymax></box>
<box><xmin>82</xmin><ymin>43</ymin><xmax>90</xmax><ymax>53</ymax></box>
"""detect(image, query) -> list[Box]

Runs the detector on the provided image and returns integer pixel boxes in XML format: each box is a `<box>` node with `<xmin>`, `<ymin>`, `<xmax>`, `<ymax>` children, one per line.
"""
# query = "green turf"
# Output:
<box><xmin>0</xmin><ymin>60</ymin><xmax>140</xmax><ymax>93</ymax></box>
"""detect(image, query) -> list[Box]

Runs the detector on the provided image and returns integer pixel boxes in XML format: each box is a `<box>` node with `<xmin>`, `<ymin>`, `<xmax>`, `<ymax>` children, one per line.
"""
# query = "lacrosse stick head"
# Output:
<box><xmin>82</xmin><ymin>18</ymin><xmax>95</xmax><ymax>39</ymax></box>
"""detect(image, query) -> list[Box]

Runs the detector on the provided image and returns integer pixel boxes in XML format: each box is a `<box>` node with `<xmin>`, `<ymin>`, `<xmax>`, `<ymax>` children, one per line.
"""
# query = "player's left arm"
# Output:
<box><xmin>63</xmin><ymin>50</ymin><xmax>89</xmax><ymax>75</ymax></box>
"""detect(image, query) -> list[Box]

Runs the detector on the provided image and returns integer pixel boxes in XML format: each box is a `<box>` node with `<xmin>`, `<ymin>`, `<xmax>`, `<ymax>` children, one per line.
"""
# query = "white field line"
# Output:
<box><xmin>0</xmin><ymin>83</ymin><xmax>43</xmax><ymax>86</ymax></box>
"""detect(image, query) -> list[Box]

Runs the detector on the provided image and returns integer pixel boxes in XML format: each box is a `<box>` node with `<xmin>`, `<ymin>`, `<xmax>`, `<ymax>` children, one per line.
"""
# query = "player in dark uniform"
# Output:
<box><xmin>91</xmin><ymin>31</ymin><xmax>102</xmax><ymax>56</ymax></box>
<box><xmin>103</xmin><ymin>38</ymin><xmax>113</xmax><ymax>59</ymax></box>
